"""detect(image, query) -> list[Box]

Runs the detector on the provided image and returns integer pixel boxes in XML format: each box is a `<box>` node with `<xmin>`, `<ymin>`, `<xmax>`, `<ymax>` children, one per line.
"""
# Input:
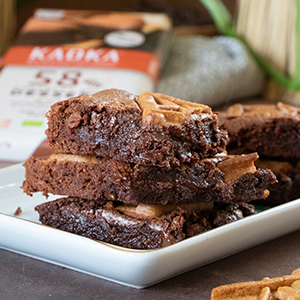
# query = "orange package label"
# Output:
<box><xmin>1</xmin><ymin>46</ymin><xmax>160</xmax><ymax>82</ymax></box>
<box><xmin>0</xmin><ymin>9</ymin><xmax>172</xmax><ymax>161</ymax></box>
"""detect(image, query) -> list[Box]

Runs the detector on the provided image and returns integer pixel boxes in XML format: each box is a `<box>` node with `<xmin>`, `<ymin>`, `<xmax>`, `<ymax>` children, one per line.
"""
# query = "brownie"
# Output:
<box><xmin>22</xmin><ymin>152</ymin><xmax>276</xmax><ymax>205</ymax></box>
<box><xmin>254</xmin><ymin>159</ymin><xmax>300</xmax><ymax>206</ymax></box>
<box><xmin>34</xmin><ymin>196</ymin><xmax>255</xmax><ymax>249</ymax></box>
<box><xmin>45</xmin><ymin>88</ymin><xmax>228</xmax><ymax>168</ymax></box>
<box><xmin>220</xmin><ymin>102</ymin><xmax>300</xmax><ymax>158</ymax></box>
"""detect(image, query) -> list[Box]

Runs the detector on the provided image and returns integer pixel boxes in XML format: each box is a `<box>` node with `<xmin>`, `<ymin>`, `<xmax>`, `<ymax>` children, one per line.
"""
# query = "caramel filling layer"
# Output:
<box><xmin>45</xmin><ymin>152</ymin><xmax>260</xmax><ymax>186</ymax></box>
<box><xmin>115</xmin><ymin>201</ymin><xmax>214</xmax><ymax>219</ymax></box>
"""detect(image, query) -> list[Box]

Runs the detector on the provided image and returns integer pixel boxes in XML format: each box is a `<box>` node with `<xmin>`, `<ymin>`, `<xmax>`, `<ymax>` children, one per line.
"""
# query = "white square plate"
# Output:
<box><xmin>1</xmin><ymin>163</ymin><xmax>300</xmax><ymax>288</ymax></box>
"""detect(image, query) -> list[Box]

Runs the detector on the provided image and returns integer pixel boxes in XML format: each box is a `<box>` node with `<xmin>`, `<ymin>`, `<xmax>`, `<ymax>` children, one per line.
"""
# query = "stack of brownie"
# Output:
<box><xmin>22</xmin><ymin>89</ymin><xmax>276</xmax><ymax>249</ymax></box>
<box><xmin>220</xmin><ymin>102</ymin><xmax>300</xmax><ymax>206</ymax></box>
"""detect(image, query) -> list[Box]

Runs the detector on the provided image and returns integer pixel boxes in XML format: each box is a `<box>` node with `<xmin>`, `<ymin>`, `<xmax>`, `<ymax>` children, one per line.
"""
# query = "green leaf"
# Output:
<box><xmin>200</xmin><ymin>0</ymin><xmax>300</xmax><ymax>91</ymax></box>
<box><xmin>199</xmin><ymin>0</ymin><xmax>236</xmax><ymax>36</ymax></box>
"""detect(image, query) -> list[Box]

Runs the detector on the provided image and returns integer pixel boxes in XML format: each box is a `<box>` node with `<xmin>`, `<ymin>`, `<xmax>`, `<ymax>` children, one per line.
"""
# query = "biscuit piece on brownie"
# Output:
<box><xmin>220</xmin><ymin>102</ymin><xmax>300</xmax><ymax>158</ymax></box>
<box><xmin>35</xmin><ymin>197</ymin><xmax>255</xmax><ymax>249</ymax></box>
<box><xmin>45</xmin><ymin>89</ymin><xmax>228</xmax><ymax>168</ymax></box>
<box><xmin>211</xmin><ymin>268</ymin><xmax>300</xmax><ymax>300</ymax></box>
<box><xmin>22</xmin><ymin>152</ymin><xmax>276</xmax><ymax>205</ymax></box>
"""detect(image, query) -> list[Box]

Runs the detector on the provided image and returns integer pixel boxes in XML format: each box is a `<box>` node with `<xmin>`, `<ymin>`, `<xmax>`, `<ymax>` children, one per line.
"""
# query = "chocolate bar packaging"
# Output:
<box><xmin>0</xmin><ymin>9</ymin><xmax>172</xmax><ymax>161</ymax></box>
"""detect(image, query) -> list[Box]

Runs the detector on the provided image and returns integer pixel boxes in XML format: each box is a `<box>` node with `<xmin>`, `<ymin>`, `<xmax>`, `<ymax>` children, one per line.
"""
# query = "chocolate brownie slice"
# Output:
<box><xmin>220</xmin><ymin>102</ymin><xmax>300</xmax><ymax>158</ymax></box>
<box><xmin>22</xmin><ymin>152</ymin><xmax>276</xmax><ymax>204</ymax></box>
<box><xmin>45</xmin><ymin>88</ymin><xmax>228</xmax><ymax>168</ymax></box>
<box><xmin>254</xmin><ymin>159</ymin><xmax>300</xmax><ymax>206</ymax></box>
<box><xmin>34</xmin><ymin>197</ymin><xmax>255</xmax><ymax>249</ymax></box>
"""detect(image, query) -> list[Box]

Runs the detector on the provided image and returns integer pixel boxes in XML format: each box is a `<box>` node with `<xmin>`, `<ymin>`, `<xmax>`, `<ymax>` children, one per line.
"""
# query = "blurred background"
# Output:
<box><xmin>1</xmin><ymin>0</ymin><xmax>236</xmax><ymax>57</ymax></box>
<box><xmin>15</xmin><ymin>0</ymin><xmax>236</xmax><ymax>30</ymax></box>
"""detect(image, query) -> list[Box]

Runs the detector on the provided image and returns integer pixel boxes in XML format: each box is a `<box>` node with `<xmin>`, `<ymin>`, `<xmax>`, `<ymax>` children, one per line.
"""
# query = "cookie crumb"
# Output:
<box><xmin>14</xmin><ymin>207</ymin><xmax>22</xmax><ymax>216</ymax></box>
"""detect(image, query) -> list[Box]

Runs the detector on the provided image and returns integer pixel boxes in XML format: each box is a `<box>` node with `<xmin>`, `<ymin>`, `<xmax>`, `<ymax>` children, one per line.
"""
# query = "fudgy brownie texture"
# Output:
<box><xmin>45</xmin><ymin>89</ymin><xmax>228</xmax><ymax>168</ymax></box>
<box><xmin>35</xmin><ymin>197</ymin><xmax>255</xmax><ymax>250</ymax></box>
<box><xmin>254</xmin><ymin>159</ymin><xmax>300</xmax><ymax>206</ymax></box>
<box><xmin>22</xmin><ymin>152</ymin><xmax>276</xmax><ymax>205</ymax></box>
<box><xmin>220</xmin><ymin>102</ymin><xmax>300</xmax><ymax>158</ymax></box>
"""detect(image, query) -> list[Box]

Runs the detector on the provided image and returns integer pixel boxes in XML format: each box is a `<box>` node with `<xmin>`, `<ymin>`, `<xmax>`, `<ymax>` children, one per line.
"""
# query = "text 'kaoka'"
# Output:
<box><xmin>28</xmin><ymin>47</ymin><xmax>120</xmax><ymax>63</ymax></box>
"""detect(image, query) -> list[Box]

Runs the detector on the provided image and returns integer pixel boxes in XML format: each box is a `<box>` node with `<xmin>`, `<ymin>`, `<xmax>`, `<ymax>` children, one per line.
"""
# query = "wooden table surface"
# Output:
<box><xmin>0</xmin><ymin>161</ymin><xmax>300</xmax><ymax>299</ymax></box>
